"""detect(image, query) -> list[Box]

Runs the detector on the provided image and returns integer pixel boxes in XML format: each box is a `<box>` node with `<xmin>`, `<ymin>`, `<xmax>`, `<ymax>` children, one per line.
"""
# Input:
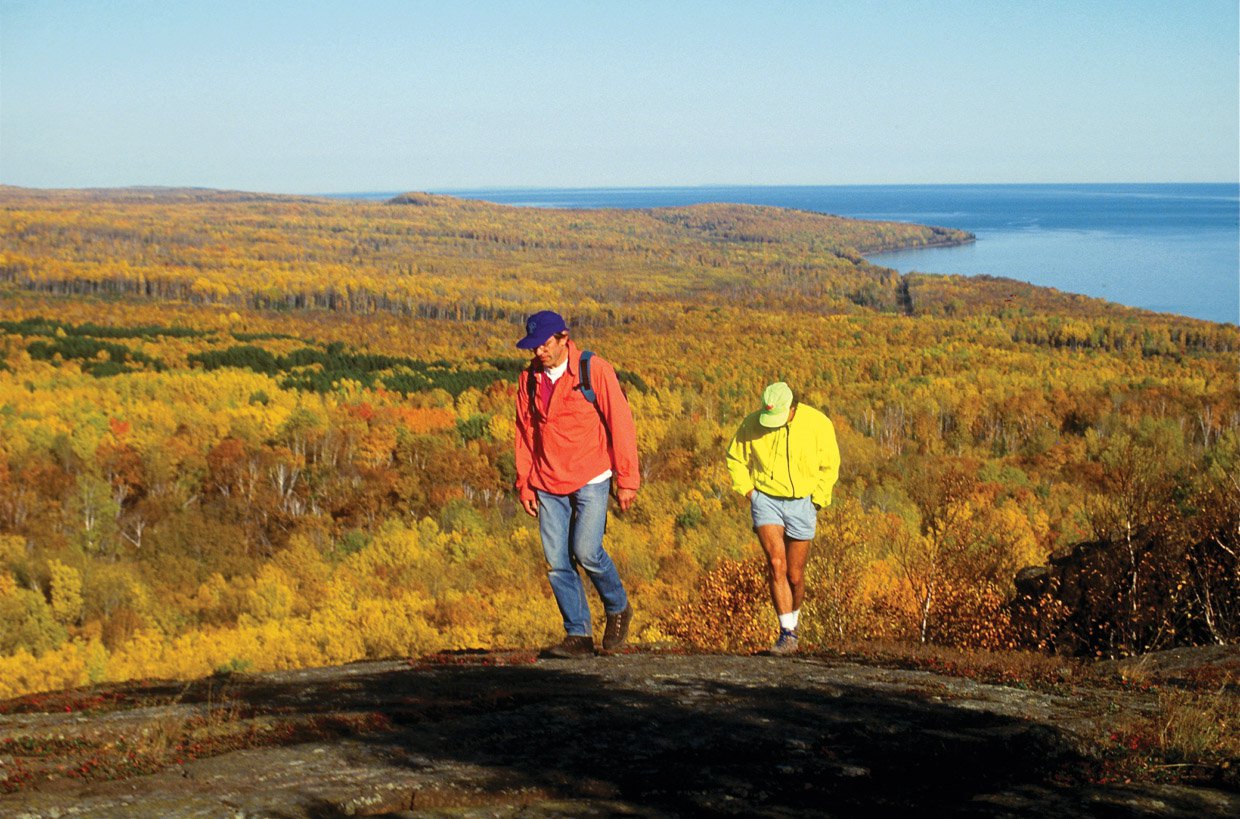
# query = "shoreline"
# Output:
<box><xmin>860</xmin><ymin>232</ymin><xmax>977</xmax><ymax>257</ymax></box>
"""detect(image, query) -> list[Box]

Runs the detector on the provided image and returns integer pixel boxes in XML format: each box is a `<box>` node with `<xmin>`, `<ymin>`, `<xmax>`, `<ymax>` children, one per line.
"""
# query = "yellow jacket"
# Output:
<box><xmin>726</xmin><ymin>404</ymin><xmax>840</xmax><ymax>508</ymax></box>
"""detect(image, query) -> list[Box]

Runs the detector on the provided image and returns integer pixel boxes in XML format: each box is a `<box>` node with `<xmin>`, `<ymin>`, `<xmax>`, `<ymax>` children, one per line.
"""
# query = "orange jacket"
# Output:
<box><xmin>514</xmin><ymin>340</ymin><xmax>640</xmax><ymax>501</ymax></box>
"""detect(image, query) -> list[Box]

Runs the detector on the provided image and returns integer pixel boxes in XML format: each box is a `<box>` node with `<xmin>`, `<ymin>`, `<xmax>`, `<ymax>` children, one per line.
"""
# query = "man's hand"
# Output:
<box><xmin>521</xmin><ymin>498</ymin><xmax>539</xmax><ymax>517</ymax></box>
<box><xmin>616</xmin><ymin>487</ymin><xmax>637</xmax><ymax>512</ymax></box>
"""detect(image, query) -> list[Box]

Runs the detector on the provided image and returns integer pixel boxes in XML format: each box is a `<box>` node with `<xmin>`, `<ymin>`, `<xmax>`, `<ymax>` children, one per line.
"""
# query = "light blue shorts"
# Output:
<box><xmin>750</xmin><ymin>490</ymin><xmax>817</xmax><ymax>541</ymax></box>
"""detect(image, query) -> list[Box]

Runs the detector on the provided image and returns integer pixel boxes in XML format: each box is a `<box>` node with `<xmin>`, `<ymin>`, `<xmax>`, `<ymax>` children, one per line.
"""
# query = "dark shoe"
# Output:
<box><xmin>770</xmin><ymin>628</ymin><xmax>799</xmax><ymax>655</ymax></box>
<box><xmin>542</xmin><ymin>635</ymin><xmax>594</xmax><ymax>659</ymax></box>
<box><xmin>602</xmin><ymin>604</ymin><xmax>633</xmax><ymax>652</ymax></box>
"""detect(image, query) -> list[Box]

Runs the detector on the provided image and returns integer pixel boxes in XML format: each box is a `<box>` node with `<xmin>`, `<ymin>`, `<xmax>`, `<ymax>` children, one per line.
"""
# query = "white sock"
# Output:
<box><xmin>778</xmin><ymin>610</ymin><xmax>800</xmax><ymax>631</ymax></box>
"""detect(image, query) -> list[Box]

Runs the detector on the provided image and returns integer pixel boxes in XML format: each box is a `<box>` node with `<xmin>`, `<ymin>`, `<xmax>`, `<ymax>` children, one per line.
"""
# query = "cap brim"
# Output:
<box><xmin>759</xmin><ymin>409</ymin><xmax>790</xmax><ymax>428</ymax></box>
<box><xmin>516</xmin><ymin>333</ymin><xmax>552</xmax><ymax>350</ymax></box>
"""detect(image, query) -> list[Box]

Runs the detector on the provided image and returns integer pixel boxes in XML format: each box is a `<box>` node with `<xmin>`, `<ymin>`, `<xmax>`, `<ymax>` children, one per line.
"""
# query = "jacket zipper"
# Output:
<box><xmin>785</xmin><ymin>423</ymin><xmax>797</xmax><ymax>497</ymax></box>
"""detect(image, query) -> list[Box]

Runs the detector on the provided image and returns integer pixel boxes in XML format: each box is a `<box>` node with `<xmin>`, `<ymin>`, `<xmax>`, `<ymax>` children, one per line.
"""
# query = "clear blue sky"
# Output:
<box><xmin>2</xmin><ymin>0</ymin><xmax>1237</xmax><ymax>192</ymax></box>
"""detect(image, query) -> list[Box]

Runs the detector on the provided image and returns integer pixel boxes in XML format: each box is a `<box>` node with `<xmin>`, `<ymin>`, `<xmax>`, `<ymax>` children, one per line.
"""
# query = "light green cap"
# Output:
<box><xmin>758</xmin><ymin>381</ymin><xmax>794</xmax><ymax>428</ymax></box>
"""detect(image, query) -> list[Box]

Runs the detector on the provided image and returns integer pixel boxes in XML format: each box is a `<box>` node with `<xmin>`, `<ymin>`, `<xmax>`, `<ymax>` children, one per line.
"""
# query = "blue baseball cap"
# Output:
<box><xmin>516</xmin><ymin>310</ymin><xmax>567</xmax><ymax>349</ymax></box>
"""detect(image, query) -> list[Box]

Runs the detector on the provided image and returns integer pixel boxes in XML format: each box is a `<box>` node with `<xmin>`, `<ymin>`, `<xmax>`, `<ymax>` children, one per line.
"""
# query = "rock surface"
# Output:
<box><xmin>1</xmin><ymin>651</ymin><xmax>1237</xmax><ymax>817</ymax></box>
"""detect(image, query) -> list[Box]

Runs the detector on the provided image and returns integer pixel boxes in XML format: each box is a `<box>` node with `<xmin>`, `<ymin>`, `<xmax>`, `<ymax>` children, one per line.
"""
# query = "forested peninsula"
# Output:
<box><xmin>0</xmin><ymin>186</ymin><xmax>1235</xmax><ymax>706</ymax></box>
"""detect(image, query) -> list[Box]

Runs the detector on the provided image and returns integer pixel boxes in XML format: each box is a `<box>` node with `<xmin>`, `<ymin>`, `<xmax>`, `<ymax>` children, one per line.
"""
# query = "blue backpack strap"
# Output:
<box><xmin>578</xmin><ymin>350</ymin><xmax>596</xmax><ymax>404</ymax></box>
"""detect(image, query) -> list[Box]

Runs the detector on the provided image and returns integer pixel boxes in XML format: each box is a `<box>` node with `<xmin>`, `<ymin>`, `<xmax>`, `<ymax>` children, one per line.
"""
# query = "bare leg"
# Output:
<box><xmin>756</xmin><ymin>525</ymin><xmax>793</xmax><ymax>615</ymax></box>
<box><xmin>785</xmin><ymin>536</ymin><xmax>811</xmax><ymax>612</ymax></box>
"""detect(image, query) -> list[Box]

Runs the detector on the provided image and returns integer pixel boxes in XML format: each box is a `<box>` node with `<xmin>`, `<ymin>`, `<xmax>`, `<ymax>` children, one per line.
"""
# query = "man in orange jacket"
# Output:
<box><xmin>514</xmin><ymin>310</ymin><xmax>639</xmax><ymax>658</ymax></box>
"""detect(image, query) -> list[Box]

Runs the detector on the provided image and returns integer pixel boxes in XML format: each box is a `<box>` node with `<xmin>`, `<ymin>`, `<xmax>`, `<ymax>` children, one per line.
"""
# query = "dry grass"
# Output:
<box><xmin>1154</xmin><ymin>687</ymin><xmax>1240</xmax><ymax>764</ymax></box>
<box><xmin>817</xmin><ymin>638</ymin><xmax>1083</xmax><ymax>689</ymax></box>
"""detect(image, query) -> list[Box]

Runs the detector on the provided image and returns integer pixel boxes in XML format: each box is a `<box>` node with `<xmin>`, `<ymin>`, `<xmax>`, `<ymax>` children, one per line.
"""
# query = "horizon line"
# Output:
<box><xmin>3</xmin><ymin>180</ymin><xmax>1239</xmax><ymax>198</ymax></box>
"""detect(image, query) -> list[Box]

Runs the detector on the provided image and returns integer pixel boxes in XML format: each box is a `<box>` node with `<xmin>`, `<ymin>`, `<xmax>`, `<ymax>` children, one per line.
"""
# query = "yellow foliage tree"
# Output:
<box><xmin>47</xmin><ymin>558</ymin><xmax>83</xmax><ymax>625</ymax></box>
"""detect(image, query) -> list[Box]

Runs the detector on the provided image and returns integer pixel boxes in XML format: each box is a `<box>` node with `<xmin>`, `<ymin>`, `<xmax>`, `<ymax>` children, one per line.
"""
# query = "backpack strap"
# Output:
<box><xmin>578</xmin><ymin>350</ymin><xmax>596</xmax><ymax>404</ymax></box>
<box><xmin>577</xmin><ymin>350</ymin><xmax>610</xmax><ymax>445</ymax></box>
<box><xmin>525</xmin><ymin>361</ymin><xmax>539</xmax><ymax>416</ymax></box>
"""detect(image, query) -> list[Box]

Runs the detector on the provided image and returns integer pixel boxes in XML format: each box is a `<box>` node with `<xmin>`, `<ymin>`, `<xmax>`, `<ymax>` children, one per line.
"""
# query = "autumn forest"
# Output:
<box><xmin>0</xmin><ymin>186</ymin><xmax>1236</xmax><ymax>699</ymax></box>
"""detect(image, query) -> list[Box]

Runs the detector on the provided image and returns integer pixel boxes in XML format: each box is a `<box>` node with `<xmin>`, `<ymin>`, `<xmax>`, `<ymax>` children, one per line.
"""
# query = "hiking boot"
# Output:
<box><xmin>542</xmin><ymin>635</ymin><xmax>594</xmax><ymax>659</ymax></box>
<box><xmin>602</xmin><ymin>604</ymin><xmax>633</xmax><ymax>652</ymax></box>
<box><xmin>771</xmin><ymin>628</ymin><xmax>799</xmax><ymax>655</ymax></box>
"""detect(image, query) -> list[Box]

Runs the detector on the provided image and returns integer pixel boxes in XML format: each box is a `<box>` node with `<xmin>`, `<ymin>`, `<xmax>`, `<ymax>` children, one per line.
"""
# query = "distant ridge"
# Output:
<box><xmin>0</xmin><ymin>185</ymin><xmax>328</xmax><ymax>204</ymax></box>
<box><xmin>0</xmin><ymin>184</ymin><xmax>1202</xmax><ymax>323</ymax></box>
<box><xmin>386</xmin><ymin>191</ymin><xmax>457</xmax><ymax>207</ymax></box>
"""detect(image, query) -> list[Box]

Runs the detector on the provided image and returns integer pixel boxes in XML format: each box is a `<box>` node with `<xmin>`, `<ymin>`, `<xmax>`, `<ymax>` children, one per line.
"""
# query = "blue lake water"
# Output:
<box><xmin>342</xmin><ymin>184</ymin><xmax>1239</xmax><ymax>324</ymax></box>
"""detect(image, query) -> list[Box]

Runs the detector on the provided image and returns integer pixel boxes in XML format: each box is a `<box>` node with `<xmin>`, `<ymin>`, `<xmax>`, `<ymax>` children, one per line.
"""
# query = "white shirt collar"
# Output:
<box><xmin>545</xmin><ymin>357</ymin><xmax>569</xmax><ymax>383</ymax></box>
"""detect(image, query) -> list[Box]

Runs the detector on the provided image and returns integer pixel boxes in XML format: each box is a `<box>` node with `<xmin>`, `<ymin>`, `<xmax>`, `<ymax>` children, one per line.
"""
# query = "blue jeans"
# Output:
<box><xmin>536</xmin><ymin>481</ymin><xmax>629</xmax><ymax>637</ymax></box>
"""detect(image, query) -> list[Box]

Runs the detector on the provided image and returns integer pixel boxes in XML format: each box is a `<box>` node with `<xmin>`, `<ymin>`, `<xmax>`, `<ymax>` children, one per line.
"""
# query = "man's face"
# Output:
<box><xmin>535</xmin><ymin>332</ymin><xmax>570</xmax><ymax>368</ymax></box>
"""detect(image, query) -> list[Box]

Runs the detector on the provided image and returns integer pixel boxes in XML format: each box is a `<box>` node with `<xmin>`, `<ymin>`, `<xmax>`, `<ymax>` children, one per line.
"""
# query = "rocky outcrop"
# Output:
<box><xmin>2</xmin><ymin>652</ymin><xmax>1237</xmax><ymax>817</ymax></box>
<box><xmin>1013</xmin><ymin>526</ymin><xmax>1239</xmax><ymax>657</ymax></box>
